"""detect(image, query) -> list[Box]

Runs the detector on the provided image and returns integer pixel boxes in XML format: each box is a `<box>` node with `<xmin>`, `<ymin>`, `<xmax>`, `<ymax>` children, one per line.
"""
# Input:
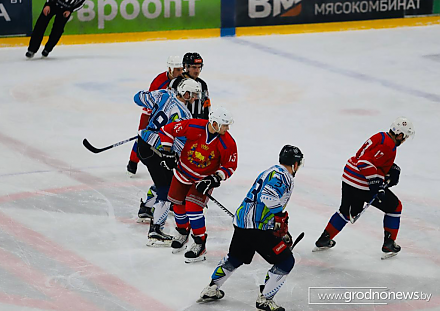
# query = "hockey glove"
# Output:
<box><xmin>282</xmin><ymin>231</ymin><xmax>293</xmax><ymax>249</ymax></box>
<box><xmin>385</xmin><ymin>163</ymin><xmax>400</xmax><ymax>188</ymax></box>
<box><xmin>368</xmin><ymin>177</ymin><xmax>386</xmax><ymax>202</ymax></box>
<box><xmin>196</xmin><ymin>174</ymin><xmax>221</xmax><ymax>195</ymax></box>
<box><xmin>160</xmin><ymin>150</ymin><xmax>178</xmax><ymax>170</ymax></box>
<box><xmin>273</xmin><ymin>211</ymin><xmax>289</xmax><ymax>238</ymax></box>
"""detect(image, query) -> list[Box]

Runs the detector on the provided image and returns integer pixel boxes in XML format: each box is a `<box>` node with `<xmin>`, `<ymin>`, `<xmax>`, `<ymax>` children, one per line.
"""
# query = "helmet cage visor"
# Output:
<box><xmin>187</xmin><ymin>90</ymin><xmax>201</xmax><ymax>100</ymax></box>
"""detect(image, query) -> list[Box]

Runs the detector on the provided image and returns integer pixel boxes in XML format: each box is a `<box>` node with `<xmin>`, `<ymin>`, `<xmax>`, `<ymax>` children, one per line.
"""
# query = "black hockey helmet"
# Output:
<box><xmin>279</xmin><ymin>145</ymin><xmax>303</xmax><ymax>166</ymax></box>
<box><xmin>183</xmin><ymin>52</ymin><xmax>203</xmax><ymax>69</ymax></box>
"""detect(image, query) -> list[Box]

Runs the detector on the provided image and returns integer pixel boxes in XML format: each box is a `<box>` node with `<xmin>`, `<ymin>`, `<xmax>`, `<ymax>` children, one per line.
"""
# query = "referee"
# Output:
<box><xmin>26</xmin><ymin>0</ymin><xmax>85</xmax><ymax>58</ymax></box>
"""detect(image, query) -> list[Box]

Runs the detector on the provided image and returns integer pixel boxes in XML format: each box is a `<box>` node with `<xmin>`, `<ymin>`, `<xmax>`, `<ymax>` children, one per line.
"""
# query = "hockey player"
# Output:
<box><xmin>313</xmin><ymin>117</ymin><xmax>415</xmax><ymax>259</ymax></box>
<box><xmin>129</xmin><ymin>56</ymin><xmax>183</xmax><ymax>223</ymax></box>
<box><xmin>134</xmin><ymin>78</ymin><xmax>201</xmax><ymax>246</ymax></box>
<box><xmin>198</xmin><ymin>145</ymin><xmax>304</xmax><ymax>311</ymax></box>
<box><xmin>127</xmin><ymin>56</ymin><xmax>183</xmax><ymax>176</ymax></box>
<box><xmin>158</xmin><ymin>107</ymin><xmax>237</xmax><ymax>262</ymax></box>
<box><xmin>169</xmin><ymin>52</ymin><xmax>211</xmax><ymax>119</ymax></box>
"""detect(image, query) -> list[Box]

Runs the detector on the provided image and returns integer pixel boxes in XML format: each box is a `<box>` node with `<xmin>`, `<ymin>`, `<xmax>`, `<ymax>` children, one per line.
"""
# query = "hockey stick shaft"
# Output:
<box><xmin>350</xmin><ymin>196</ymin><xmax>376</xmax><ymax>224</ymax></box>
<box><xmin>290</xmin><ymin>231</ymin><xmax>305</xmax><ymax>250</ymax></box>
<box><xmin>208</xmin><ymin>193</ymin><xmax>303</xmax><ymax>250</ymax></box>
<box><xmin>205</xmin><ymin>193</ymin><xmax>235</xmax><ymax>218</ymax></box>
<box><xmin>154</xmin><ymin>154</ymin><xmax>235</xmax><ymax>218</ymax></box>
<box><xmin>83</xmin><ymin>136</ymin><xmax>137</xmax><ymax>153</ymax></box>
<box><xmin>350</xmin><ymin>182</ymin><xmax>389</xmax><ymax>224</ymax></box>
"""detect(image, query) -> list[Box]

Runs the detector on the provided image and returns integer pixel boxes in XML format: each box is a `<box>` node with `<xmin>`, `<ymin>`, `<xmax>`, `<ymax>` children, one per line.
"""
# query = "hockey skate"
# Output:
<box><xmin>312</xmin><ymin>230</ymin><xmax>336</xmax><ymax>252</ymax></box>
<box><xmin>381</xmin><ymin>232</ymin><xmax>401</xmax><ymax>260</ymax></box>
<box><xmin>184</xmin><ymin>234</ymin><xmax>207</xmax><ymax>263</ymax></box>
<box><xmin>127</xmin><ymin>160</ymin><xmax>138</xmax><ymax>176</ymax></box>
<box><xmin>146</xmin><ymin>224</ymin><xmax>173</xmax><ymax>247</ymax></box>
<box><xmin>197</xmin><ymin>283</ymin><xmax>225</xmax><ymax>303</ymax></box>
<box><xmin>25</xmin><ymin>51</ymin><xmax>34</xmax><ymax>59</ymax></box>
<box><xmin>171</xmin><ymin>227</ymin><xmax>190</xmax><ymax>254</ymax></box>
<box><xmin>256</xmin><ymin>285</ymin><xmax>285</xmax><ymax>311</ymax></box>
<box><xmin>42</xmin><ymin>49</ymin><xmax>50</xmax><ymax>57</ymax></box>
<box><xmin>137</xmin><ymin>199</ymin><xmax>154</xmax><ymax>223</ymax></box>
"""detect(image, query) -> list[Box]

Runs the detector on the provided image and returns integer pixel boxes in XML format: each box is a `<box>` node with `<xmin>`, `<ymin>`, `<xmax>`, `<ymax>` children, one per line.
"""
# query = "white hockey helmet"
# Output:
<box><xmin>390</xmin><ymin>117</ymin><xmax>415</xmax><ymax>140</ymax></box>
<box><xmin>209</xmin><ymin>106</ymin><xmax>234</xmax><ymax>128</ymax></box>
<box><xmin>167</xmin><ymin>55</ymin><xmax>183</xmax><ymax>70</ymax></box>
<box><xmin>177</xmin><ymin>78</ymin><xmax>201</xmax><ymax>99</ymax></box>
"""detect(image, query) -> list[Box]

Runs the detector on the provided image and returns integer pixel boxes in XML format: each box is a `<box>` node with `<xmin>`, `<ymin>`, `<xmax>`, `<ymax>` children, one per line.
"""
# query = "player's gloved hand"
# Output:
<box><xmin>273</xmin><ymin>211</ymin><xmax>289</xmax><ymax>238</ymax></box>
<box><xmin>160</xmin><ymin>150</ymin><xmax>178</xmax><ymax>170</ymax></box>
<box><xmin>196</xmin><ymin>174</ymin><xmax>221</xmax><ymax>194</ymax></box>
<box><xmin>282</xmin><ymin>231</ymin><xmax>293</xmax><ymax>248</ymax></box>
<box><xmin>385</xmin><ymin>163</ymin><xmax>400</xmax><ymax>188</ymax></box>
<box><xmin>368</xmin><ymin>177</ymin><xmax>386</xmax><ymax>202</ymax></box>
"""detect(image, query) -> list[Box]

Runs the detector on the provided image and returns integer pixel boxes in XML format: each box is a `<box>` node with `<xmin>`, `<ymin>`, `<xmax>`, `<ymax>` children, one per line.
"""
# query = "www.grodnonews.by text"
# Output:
<box><xmin>308</xmin><ymin>287</ymin><xmax>432</xmax><ymax>304</ymax></box>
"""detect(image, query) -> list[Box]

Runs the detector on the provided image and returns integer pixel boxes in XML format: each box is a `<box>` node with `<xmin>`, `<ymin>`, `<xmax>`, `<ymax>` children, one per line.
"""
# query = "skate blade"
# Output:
<box><xmin>146</xmin><ymin>239</ymin><xmax>172</xmax><ymax>247</ymax></box>
<box><xmin>185</xmin><ymin>255</ymin><xmax>206</xmax><ymax>263</ymax></box>
<box><xmin>381</xmin><ymin>252</ymin><xmax>398</xmax><ymax>260</ymax></box>
<box><xmin>126</xmin><ymin>171</ymin><xmax>136</xmax><ymax>178</ymax></box>
<box><xmin>196</xmin><ymin>297</ymin><xmax>220</xmax><ymax>303</ymax></box>
<box><xmin>137</xmin><ymin>217</ymin><xmax>152</xmax><ymax>223</ymax></box>
<box><xmin>312</xmin><ymin>246</ymin><xmax>332</xmax><ymax>252</ymax></box>
<box><xmin>172</xmin><ymin>245</ymin><xmax>187</xmax><ymax>254</ymax></box>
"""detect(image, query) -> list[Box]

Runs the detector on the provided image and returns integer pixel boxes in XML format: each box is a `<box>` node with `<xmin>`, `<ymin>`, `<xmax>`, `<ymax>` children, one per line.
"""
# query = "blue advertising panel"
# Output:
<box><xmin>0</xmin><ymin>0</ymin><xmax>32</xmax><ymax>36</ymax></box>
<box><xmin>236</xmin><ymin>0</ymin><xmax>434</xmax><ymax>27</ymax></box>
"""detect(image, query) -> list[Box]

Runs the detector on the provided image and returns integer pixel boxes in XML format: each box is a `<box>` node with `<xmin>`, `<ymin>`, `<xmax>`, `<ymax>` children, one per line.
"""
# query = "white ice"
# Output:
<box><xmin>1</xmin><ymin>25</ymin><xmax>440</xmax><ymax>311</ymax></box>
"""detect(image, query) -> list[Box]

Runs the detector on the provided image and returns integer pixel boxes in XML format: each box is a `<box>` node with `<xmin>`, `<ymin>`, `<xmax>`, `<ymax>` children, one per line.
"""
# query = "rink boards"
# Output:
<box><xmin>1</xmin><ymin>0</ymin><xmax>440</xmax><ymax>46</ymax></box>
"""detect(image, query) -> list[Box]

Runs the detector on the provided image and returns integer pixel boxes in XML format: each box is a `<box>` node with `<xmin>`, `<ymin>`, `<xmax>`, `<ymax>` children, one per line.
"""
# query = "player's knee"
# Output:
<box><xmin>186</xmin><ymin>200</ymin><xmax>203</xmax><ymax>212</ymax></box>
<box><xmin>223</xmin><ymin>254</ymin><xmax>243</xmax><ymax>270</ymax></box>
<box><xmin>156</xmin><ymin>187</ymin><xmax>169</xmax><ymax>201</ymax></box>
<box><xmin>273</xmin><ymin>253</ymin><xmax>295</xmax><ymax>274</ymax></box>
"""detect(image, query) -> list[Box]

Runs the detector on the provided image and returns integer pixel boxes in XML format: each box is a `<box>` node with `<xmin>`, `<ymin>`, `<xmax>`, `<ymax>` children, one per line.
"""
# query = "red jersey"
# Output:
<box><xmin>342</xmin><ymin>132</ymin><xmax>397</xmax><ymax>190</ymax></box>
<box><xmin>159</xmin><ymin>119</ymin><xmax>238</xmax><ymax>185</ymax></box>
<box><xmin>149</xmin><ymin>71</ymin><xmax>171</xmax><ymax>91</ymax></box>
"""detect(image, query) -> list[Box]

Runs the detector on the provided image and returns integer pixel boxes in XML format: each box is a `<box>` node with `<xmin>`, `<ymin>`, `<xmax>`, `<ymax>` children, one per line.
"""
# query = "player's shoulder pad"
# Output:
<box><xmin>376</xmin><ymin>132</ymin><xmax>397</xmax><ymax>150</ymax></box>
<box><xmin>189</xmin><ymin>118</ymin><xmax>209</xmax><ymax>127</ymax></box>
<box><xmin>156</xmin><ymin>89</ymin><xmax>169</xmax><ymax>95</ymax></box>
<box><xmin>218</xmin><ymin>131</ymin><xmax>237</xmax><ymax>150</ymax></box>
<box><xmin>153</xmin><ymin>71</ymin><xmax>166</xmax><ymax>80</ymax></box>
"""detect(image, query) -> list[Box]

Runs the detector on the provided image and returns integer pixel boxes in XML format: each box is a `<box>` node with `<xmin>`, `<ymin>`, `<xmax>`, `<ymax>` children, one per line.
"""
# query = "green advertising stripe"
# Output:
<box><xmin>434</xmin><ymin>0</ymin><xmax>440</xmax><ymax>13</ymax></box>
<box><xmin>32</xmin><ymin>0</ymin><xmax>221</xmax><ymax>35</ymax></box>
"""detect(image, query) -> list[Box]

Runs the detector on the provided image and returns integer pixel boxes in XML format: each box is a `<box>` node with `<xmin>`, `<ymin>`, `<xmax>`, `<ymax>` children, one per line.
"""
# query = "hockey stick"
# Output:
<box><xmin>205</xmin><ymin>193</ymin><xmax>235</xmax><ymax>218</ymax></box>
<box><xmin>289</xmin><ymin>231</ymin><xmax>305</xmax><ymax>250</ymax></box>
<box><xmin>83</xmin><ymin>136</ymin><xmax>137</xmax><ymax>154</ymax></box>
<box><xmin>157</xmin><ymin>155</ymin><xmax>234</xmax><ymax>218</ymax></box>
<box><xmin>207</xmin><ymin>193</ymin><xmax>304</xmax><ymax>250</ymax></box>
<box><xmin>349</xmin><ymin>182</ymin><xmax>389</xmax><ymax>224</ymax></box>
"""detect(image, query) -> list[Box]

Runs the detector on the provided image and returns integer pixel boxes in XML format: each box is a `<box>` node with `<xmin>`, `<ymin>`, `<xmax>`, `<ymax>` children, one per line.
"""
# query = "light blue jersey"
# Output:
<box><xmin>233</xmin><ymin>165</ymin><xmax>294</xmax><ymax>230</ymax></box>
<box><xmin>134</xmin><ymin>89</ymin><xmax>192</xmax><ymax>154</ymax></box>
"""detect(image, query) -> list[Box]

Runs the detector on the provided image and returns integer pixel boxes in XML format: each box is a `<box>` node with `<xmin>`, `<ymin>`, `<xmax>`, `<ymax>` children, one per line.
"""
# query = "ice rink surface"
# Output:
<box><xmin>1</xmin><ymin>25</ymin><xmax>440</xmax><ymax>311</ymax></box>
